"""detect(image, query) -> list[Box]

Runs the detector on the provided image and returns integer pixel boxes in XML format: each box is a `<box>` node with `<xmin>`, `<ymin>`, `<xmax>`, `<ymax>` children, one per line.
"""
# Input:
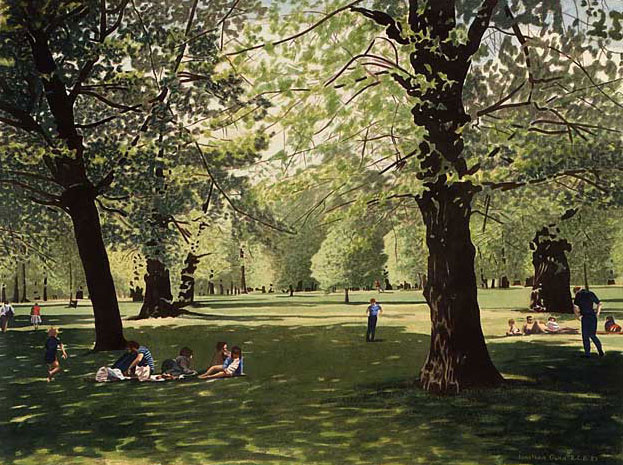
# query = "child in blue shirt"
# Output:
<box><xmin>202</xmin><ymin>346</ymin><xmax>243</xmax><ymax>379</ymax></box>
<box><xmin>366</xmin><ymin>298</ymin><xmax>382</xmax><ymax>342</ymax></box>
<box><xmin>44</xmin><ymin>327</ymin><xmax>67</xmax><ymax>382</ymax></box>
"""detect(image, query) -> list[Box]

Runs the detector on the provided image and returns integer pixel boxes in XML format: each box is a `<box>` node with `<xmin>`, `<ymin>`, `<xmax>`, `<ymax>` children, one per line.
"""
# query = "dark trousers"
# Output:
<box><xmin>112</xmin><ymin>352</ymin><xmax>137</xmax><ymax>372</ymax></box>
<box><xmin>366</xmin><ymin>315</ymin><xmax>378</xmax><ymax>342</ymax></box>
<box><xmin>581</xmin><ymin>315</ymin><xmax>603</xmax><ymax>355</ymax></box>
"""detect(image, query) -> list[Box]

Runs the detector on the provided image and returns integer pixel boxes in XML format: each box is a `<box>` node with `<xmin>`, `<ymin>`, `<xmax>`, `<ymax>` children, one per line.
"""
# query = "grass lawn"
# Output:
<box><xmin>1</xmin><ymin>287</ymin><xmax>622</xmax><ymax>465</ymax></box>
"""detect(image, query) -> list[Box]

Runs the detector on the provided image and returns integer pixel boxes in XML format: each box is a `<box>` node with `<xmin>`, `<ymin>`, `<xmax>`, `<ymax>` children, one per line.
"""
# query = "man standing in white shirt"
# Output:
<box><xmin>0</xmin><ymin>300</ymin><xmax>15</xmax><ymax>332</ymax></box>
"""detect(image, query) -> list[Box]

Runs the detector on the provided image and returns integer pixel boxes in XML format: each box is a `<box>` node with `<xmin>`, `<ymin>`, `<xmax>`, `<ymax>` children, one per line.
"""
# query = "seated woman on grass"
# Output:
<box><xmin>605</xmin><ymin>316</ymin><xmax>622</xmax><ymax>333</ymax></box>
<box><xmin>201</xmin><ymin>346</ymin><xmax>243</xmax><ymax>379</ymax></box>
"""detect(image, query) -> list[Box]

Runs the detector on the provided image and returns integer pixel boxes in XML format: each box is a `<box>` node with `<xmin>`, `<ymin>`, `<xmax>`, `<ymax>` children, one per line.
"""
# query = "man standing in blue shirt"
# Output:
<box><xmin>573</xmin><ymin>286</ymin><xmax>604</xmax><ymax>358</ymax></box>
<box><xmin>366</xmin><ymin>298</ymin><xmax>382</xmax><ymax>342</ymax></box>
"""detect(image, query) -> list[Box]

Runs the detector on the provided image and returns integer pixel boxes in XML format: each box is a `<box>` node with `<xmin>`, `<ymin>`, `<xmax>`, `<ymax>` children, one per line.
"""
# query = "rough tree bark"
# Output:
<box><xmin>25</xmin><ymin>26</ymin><xmax>125</xmax><ymax>349</ymax></box>
<box><xmin>418</xmin><ymin>183</ymin><xmax>503</xmax><ymax>393</ymax></box>
<box><xmin>137</xmin><ymin>259</ymin><xmax>177</xmax><ymax>319</ymax></box>
<box><xmin>349</xmin><ymin>0</ymin><xmax>505</xmax><ymax>392</ymax></box>
<box><xmin>530</xmin><ymin>227</ymin><xmax>573</xmax><ymax>313</ymax></box>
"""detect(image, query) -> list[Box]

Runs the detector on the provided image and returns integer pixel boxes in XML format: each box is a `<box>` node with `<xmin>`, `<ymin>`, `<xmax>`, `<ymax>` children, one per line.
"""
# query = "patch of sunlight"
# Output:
<box><xmin>612</xmin><ymin>415</ymin><xmax>623</xmax><ymax>425</ymax></box>
<box><xmin>317</xmin><ymin>377</ymin><xmax>326</xmax><ymax>381</ymax></box>
<box><xmin>10</xmin><ymin>413</ymin><xmax>44</xmax><ymax>423</ymax></box>
<box><xmin>371</xmin><ymin>361</ymin><xmax>381</xmax><ymax>365</ymax></box>
<box><xmin>11</xmin><ymin>378</ymin><xmax>42</xmax><ymax>385</ymax></box>
<box><xmin>526</xmin><ymin>414</ymin><xmax>542</xmax><ymax>422</ymax></box>
<box><xmin>11</xmin><ymin>404</ymin><xmax>27</xmax><ymax>409</ymax></box>
<box><xmin>72</xmin><ymin>446</ymin><xmax>86</xmax><ymax>453</ymax></box>
<box><xmin>500</xmin><ymin>373</ymin><xmax>536</xmax><ymax>382</ymax></box>
<box><xmin>198</xmin><ymin>389</ymin><xmax>215</xmax><ymax>397</ymax></box>
<box><xmin>330</xmin><ymin>378</ymin><xmax>341</xmax><ymax>383</ymax></box>
<box><xmin>387</xmin><ymin>355</ymin><xmax>401</xmax><ymax>360</ymax></box>
<box><xmin>180</xmin><ymin>438</ymin><xmax>229</xmax><ymax>447</ymax></box>
<box><xmin>243</xmin><ymin>340</ymin><xmax>253</xmax><ymax>344</ymax></box>
<box><xmin>569</xmin><ymin>392</ymin><xmax>602</xmax><ymax>399</ymax></box>
<box><xmin>320</xmin><ymin>430</ymin><xmax>356</xmax><ymax>439</ymax></box>
<box><xmin>116</xmin><ymin>436</ymin><xmax>138</xmax><ymax>451</ymax></box>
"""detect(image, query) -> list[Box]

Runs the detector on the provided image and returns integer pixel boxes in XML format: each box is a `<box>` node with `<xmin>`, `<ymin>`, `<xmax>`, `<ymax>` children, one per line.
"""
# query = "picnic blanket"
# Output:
<box><xmin>94</xmin><ymin>366</ymin><xmax>198</xmax><ymax>383</ymax></box>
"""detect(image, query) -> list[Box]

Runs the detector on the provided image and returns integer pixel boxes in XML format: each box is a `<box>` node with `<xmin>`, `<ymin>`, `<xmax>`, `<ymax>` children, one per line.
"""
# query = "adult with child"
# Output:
<box><xmin>198</xmin><ymin>342</ymin><xmax>230</xmax><ymax>379</ymax></box>
<box><xmin>0</xmin><ymin>300</ymin><xmax>14</xmax><ymax>333</ymax></box>
<box><xmin>573</xmin><ymin>286</ymin><xmax>604</xmax><ymax>357</ymax></box>
<box><xmin>366</xmin><ymin>298</ymin><xmax>382</xmax><ymax>342</ymax></box>
<box><xmin>44</xmin><ymin>327</ymin><xmax>67</xmax><ymax>382</ymax></box>
<box><xmin>202</xmin><ymin>346</ymin><xmax>243</xmax><ymax>379</ymax></box>
<box><xmin>506</xmin><ymin>319</ymin><xmax>522</xmax><ymax>336</ymax></box>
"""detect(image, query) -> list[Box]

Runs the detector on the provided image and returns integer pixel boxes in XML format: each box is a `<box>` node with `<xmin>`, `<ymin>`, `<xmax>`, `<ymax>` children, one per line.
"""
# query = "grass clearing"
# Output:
<box><xmin>1</xmin><ymin>288</ymin><xmax>622</xmax><ymax>465</ymax></box>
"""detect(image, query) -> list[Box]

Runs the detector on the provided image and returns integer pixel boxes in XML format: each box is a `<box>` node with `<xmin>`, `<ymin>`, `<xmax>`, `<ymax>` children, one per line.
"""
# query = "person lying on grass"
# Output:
<box><xmin>161</xmin><ymin>347</ymin><xmax>197</xmax><ymax>379</ymax></box>
<box><xmin>198</xmin><ymin>341</ymin><xmax>230</xmax><ymax>379</ymax></box>
<box><xmin>44</xmin><ymin>327</ymin><xmax>67</xmax><ymax>382</ymax></box>
<box><xmin>523</xmin><ymin>315</ymin><xmax>548</xmax><ymax>335</ymax></box>
<box><xmin>201</xmin><ymin>346</ymin><xmax>243</xmax><ymax>379</ymax></box>
<box><xmin>545</xmin><ymin>316</ymin><xmax>579</xmax><ymax>334</ymax></box>
<box><xmin>506</xmin><ymin>318</ymin><xmax>522</xmax><ymax>336</ymax></box>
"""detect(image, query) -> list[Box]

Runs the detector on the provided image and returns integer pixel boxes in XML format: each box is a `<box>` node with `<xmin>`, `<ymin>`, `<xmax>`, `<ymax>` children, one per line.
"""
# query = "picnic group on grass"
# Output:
<box><xmin>0</xmin><ymin>284</ymin><xmax>621</xmax><ymax>382</ymax></box>
<box><xmin>506</xmin><ymin>286</ymin><xmax>622</xmax><ymax>358</ymax></box>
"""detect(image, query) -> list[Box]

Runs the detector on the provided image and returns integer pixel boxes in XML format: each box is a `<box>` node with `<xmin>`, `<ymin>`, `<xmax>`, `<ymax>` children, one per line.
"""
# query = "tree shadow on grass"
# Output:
<box><xmin>1</xmin><ymin>321</ymin><xmax>621</xmax><ymax>465</ymax></box>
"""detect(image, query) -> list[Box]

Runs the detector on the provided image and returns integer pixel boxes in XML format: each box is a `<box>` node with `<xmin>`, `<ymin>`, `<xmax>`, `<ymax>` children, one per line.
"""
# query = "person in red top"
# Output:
<box><xmin>30</xmin><ymin>302</ymin><xmax>42</xmax><ymax>330</ymax></box>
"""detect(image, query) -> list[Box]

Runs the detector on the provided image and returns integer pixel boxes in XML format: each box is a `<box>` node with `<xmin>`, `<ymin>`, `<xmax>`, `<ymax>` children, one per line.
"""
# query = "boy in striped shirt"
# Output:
<box><xmin>125</xmin><ymin>340</ymin><xmax>155</xmax><ymax>376</ymax></box>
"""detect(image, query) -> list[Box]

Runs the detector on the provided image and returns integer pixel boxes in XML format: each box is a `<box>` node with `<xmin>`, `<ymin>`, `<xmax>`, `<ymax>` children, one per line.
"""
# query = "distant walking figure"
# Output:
<box><xmin>366</xmin><ymin>298</ymin><xmax>382</xmax><ymax>342</ymax></box>
<box><xmin>573</xmin><ymin>286</ymin><xmax>604</xmax><ymax>358</ymax></box>
<box><xmin>30</xmin><ymin>302</ymin><xmax>42</xmax><ymax>330</ymax></box>
<box><xmin>0</xmin><ymin>300</ymin><xmax>14</xmax><ymax>332</ymax></box>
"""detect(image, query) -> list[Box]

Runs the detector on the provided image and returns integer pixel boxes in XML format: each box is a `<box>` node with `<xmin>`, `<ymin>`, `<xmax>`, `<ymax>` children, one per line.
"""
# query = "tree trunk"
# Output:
<box><xmin>43</xmin><ymin>272</ymin><xmax>47</xmax><ymax>301</ymax></box>
<box><xmin>21</xmin><ymin>262</ymin><xmax>27</xmax><ymax>302</ymax></box>
<box><xmin>63</xmin><ymin>189</ymin><xmax>125</xmax><ymax>349</ymax></box>
<box><xmin>418</xmin><ymin>183</ymin><xmax>503</xmax><ymax>394</ymax></box>
<box><xmin>12</xmin><ymin>271</ymin><xmax>18</xmax><ymax>303</ymax></box>
<box><xmin>241</xmin><ymin>264</ymin><xmax>247</xmax><ymax>294</ymax></box>
<box><xmin>178</xmin><ymin>253</ymin><xmax>200</xmax><ymax>305</ymax></box>
<box><xmin>1</xmin><ymin>283</ymin><xmax>6</xmax><ymax>303</ymax></box>
<box><xmin>530</xmin><ymin>227</ymin><xmax>573</xmax><ymax>314</ymax></box>
<box><xmin>344</xmin><ymin>287</ymin><xmax>349</xmax><ymax>304</ymax></box>
<box><xmin>137</xmin><ymin>259</ymin><xmax>178</xmax><ymax>318</ymax></box>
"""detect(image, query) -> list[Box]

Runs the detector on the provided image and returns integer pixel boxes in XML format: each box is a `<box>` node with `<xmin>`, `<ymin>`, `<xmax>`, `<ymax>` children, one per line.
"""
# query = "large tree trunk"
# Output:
<box><xmin>63</xmin><ymin>188</ymin><xmax>125</xmax><ymax>349</ymax></box>
<box><xmin>418</xmin><ymin>183</ymin><xmax>503</xmax><ymax>394</ymax></box>
<box><xmin>137</xmin><ymin>259</ymin><xmax>179</xmax><ymax>318</ymax></box>
<box><xmin>530</xmin><ymin>227</ymin><xmax>573</xmax><ymax>313</ymax></box>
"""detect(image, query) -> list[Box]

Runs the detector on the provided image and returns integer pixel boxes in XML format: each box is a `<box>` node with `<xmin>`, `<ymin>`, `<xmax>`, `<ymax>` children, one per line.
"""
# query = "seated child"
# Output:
<box><xmin>198</xmin><ymin>341</ymin><xmax>230</xmax><ymax>379</ymax></box>
<box><xmin>202</xmin><ymin>346</ymin><xmax>243</xmax><ymax>379</ymax></box>
<box><xmin>44</xmin><ymin>327</ymin><xmax>67</xmax><ymax>382</ymax></box>
<box><xmin>506</xmin><ymin>318</ymin><xmax>522</xmax><ymax>336</ymax></box>
<box><xmin>161</xmin><ymin>347</ymin><xmax>197</xmax><ymax>378</ymax></box>
<box><xmin>605</xmin><ymin>316</ymin><xmax>622</xmax><ymax>333</ymax></box>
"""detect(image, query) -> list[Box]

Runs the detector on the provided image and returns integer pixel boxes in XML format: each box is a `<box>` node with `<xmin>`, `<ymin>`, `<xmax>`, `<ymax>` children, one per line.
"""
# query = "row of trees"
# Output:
<box><xmin>1</xmin><ymin>0</ymin><xmax>622</xmax><ymax>393</ymax></box>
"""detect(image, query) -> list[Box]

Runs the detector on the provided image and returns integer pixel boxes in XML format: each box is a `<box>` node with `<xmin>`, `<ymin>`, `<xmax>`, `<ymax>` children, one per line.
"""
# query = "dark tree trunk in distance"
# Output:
<box><xmin>21</xmin><ymin>262</ymin><xmax>28</xmax><ymax>302</ymax></box>
<box><xmin>530</xmin><ymin>227</ymin><xmax>573</xmax><ymax>314</ymax></box>
<box><xmin>63</xmin><ymin>188</ymin><xmax>126</xmax><ymax>349</ymax></box>
<box><xmin>43</xmin><ymin>273</ymin><xmax>48</xmax><ymax>301</ymax></box>
<box><xmin>138</xmin><ymin>259</ymin><xmax>178</xmax><ymax>318</ymax></box>
<box><xmin>1</xmin><ymin>284</ymin><xmax>5</xmax><ymax>303</ymax></box>
<box><xmin>178</xmin><ymin>253</ymin><xmax>200</xmax><ymax>305</ymax></box>
<box><xmin>500</xmin><ymin>276</ymin><xmax>509</xmax><ymax>289</ymax></box>
<box><xmin>12</xmin><ymin>271</ymin><xmax>18</xmax><ymax>303</ymax></box>
<box><xmin>418</xmin><ymin>183</ymin><xmax>503</xmax><ymax>394</ymax></box>
<box><xmin>344</xmin><ymin>287</ymin><xmax>349</xmax><ymax>304</ymax></box>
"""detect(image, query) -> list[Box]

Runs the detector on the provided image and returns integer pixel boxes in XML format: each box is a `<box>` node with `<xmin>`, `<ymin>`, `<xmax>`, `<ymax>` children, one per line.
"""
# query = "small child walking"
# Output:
<box><xmin>44</xmin><ymin>327</ymin><xmax>67</xmax><ymax>382</ymax></box>
<box><xmin>30</xmin><ymin>302</ymin><xmax>42</xmax><ymax>330</ymax></box>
